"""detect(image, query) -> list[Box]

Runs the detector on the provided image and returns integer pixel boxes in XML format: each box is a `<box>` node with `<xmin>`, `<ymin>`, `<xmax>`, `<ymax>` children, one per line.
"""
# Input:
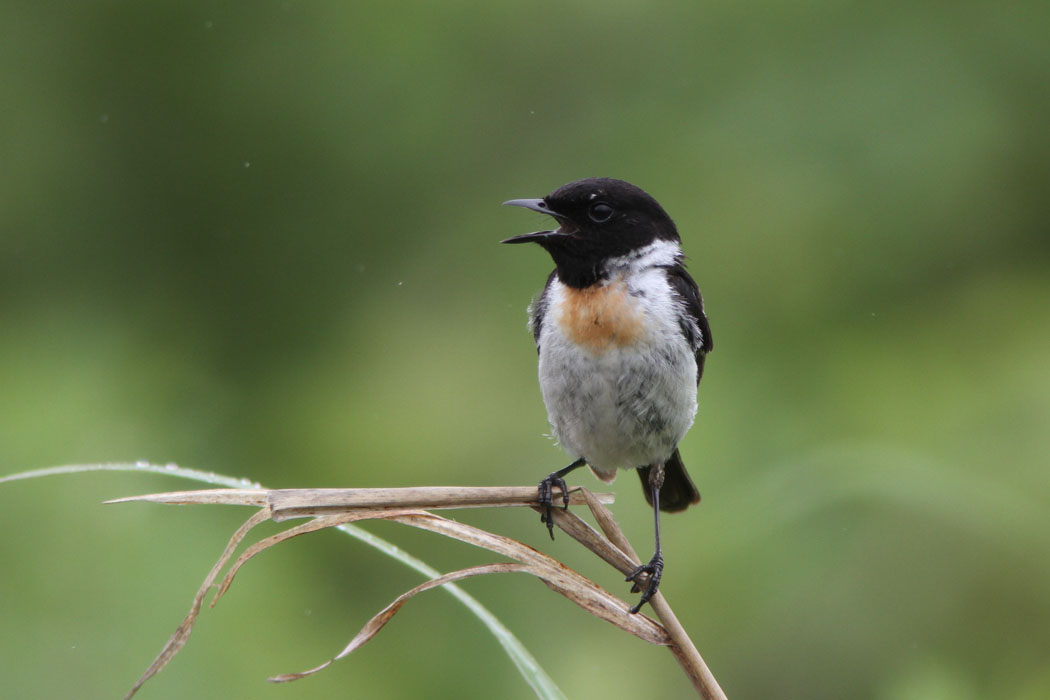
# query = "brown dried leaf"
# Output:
<box><xmin>212</xmin><ymin>509</ymin><xmax>423</xmax><ymax>604</ymax></box>
<box><xmin>582</xmin><ymin>487</ymin><xmax>640</xmax><ymax>563</ymax></box>
<box><xmin>384</xmin><ymin>512</ymin><xmax>669</xmax><ymax>645</ymax></box>
<box><xmin>123</xmin><ymin>509</ymin><xmax>270</xmax><ymax>700</ymax></box>
<box><xmin>273</xmin><ymin>509</ymin><xmax>669</xmax><ymax>684</ymax></box>
<box><xmin>105</xmin><ymin>488</ymin><xmax>268</xmax><ymax>507</ymax></box>
<box><xmin>268</xmin><ymin>485</ymin><xmax>613</xmax><ymax>521</ymax></box>
<box><xmin>576</xmin><ymin>489</ymin><xmax>654</xmax><ymax>593</ymax></box>
<box><xmin>269</xmin><ymin>563</ymin><xmax>530</xmax><ymax>683</ymax></box>
<box><xmin>105</xmin><ymin>484</ymin><xmax>614</xmax><ymax>518</ymax></box>
<box><xmin>541</xmin><ymin>504</ymin><xmax>638</xmax><ymax>575</ymax></box>
<box><xmin>123</xmin><ymin>491</ymin><xmax>672</xmax><ymax>694</ymax></box>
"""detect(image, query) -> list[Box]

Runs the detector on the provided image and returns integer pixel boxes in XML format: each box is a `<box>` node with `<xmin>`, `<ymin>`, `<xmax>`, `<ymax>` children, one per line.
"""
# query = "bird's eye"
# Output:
<box><xmin>588</xmin><ymin>203</ymin><xmax>614</xmax><ymax>222</ymax></box>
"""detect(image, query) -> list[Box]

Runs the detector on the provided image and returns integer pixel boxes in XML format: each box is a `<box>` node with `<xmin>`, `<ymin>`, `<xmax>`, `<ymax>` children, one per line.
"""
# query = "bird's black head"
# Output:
<box><xmin>502</xmin><ymin>178</ymin><xmax>679</xmax><ymax>288</ymax></box>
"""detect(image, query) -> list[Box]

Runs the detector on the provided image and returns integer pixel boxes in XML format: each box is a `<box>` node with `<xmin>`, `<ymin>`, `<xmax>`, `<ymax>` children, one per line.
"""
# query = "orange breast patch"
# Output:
<box><xmin>557</xmin><ymin>280</ymin><xmax>646</xmax><ymax>352</ymax></box>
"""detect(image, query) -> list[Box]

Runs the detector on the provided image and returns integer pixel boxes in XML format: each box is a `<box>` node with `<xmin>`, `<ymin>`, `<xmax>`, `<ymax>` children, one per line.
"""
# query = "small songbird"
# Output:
<box><xmin>502</xmin><ymin>177</ymin><xmax>712</xmax><ymax>613</ymax></box>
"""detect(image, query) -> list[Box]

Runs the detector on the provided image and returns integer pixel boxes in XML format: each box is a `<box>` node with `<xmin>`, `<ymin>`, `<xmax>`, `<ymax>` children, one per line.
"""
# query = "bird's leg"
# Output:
<box><xmin>538</xmin><ymin>458</ymin><xmax>586</xmax><ymax>540</ymax></box>
<box><xmin>626</xmin><ymin>462</ymin><xmax>665</xmax><ymax>613</ymax></box>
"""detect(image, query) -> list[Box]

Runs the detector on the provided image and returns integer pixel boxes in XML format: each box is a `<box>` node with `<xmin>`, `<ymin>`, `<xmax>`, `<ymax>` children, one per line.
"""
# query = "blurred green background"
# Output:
<box><xmin>2</xmin><ymin>1</ymin><xmax>1048</xmax><ymax>698</ymax></box>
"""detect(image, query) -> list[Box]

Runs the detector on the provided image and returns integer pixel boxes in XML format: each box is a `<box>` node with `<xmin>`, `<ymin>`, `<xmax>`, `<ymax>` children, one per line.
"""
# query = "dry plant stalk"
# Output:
<box><xmin>111</xmin><ymin>484</ymin><xmax>727</xmax><ymax>700</ymax></box>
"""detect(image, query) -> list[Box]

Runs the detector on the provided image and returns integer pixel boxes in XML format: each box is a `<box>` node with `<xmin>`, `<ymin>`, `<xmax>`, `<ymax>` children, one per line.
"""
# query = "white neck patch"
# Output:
<box><xmin>602</xmin><ymin>238</ymin><xmax>682</xmax><ymax>276</ymax></box>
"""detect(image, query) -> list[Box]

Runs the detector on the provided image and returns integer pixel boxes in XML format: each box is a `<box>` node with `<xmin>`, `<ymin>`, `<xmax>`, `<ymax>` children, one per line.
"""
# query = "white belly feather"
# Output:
<box><xmin>536</xmin><ymin>269</ymin><xmax>698</xmax><ymax>480</ymax></box>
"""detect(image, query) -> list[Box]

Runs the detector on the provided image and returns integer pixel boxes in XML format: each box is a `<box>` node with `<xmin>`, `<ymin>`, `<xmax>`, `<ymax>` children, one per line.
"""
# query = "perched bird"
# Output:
<box><xmin>502</xmin><ymin>177</ymin><xmax>712</xmax><ymax>613</ymax></box>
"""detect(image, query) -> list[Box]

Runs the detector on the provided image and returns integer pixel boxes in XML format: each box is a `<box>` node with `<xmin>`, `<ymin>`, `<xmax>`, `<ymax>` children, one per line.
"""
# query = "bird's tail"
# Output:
<box><xmin>638</xmin><ymin>448</ymin><xmax>701</xmax><ymax>513</ymax></box>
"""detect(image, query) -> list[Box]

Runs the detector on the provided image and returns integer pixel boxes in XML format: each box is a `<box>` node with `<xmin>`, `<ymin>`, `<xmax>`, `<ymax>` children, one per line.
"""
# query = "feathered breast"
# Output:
<box><xmin>555</xmin><ymin>279</ymin><xmax>646</xmax><ymax>352</ymax></box>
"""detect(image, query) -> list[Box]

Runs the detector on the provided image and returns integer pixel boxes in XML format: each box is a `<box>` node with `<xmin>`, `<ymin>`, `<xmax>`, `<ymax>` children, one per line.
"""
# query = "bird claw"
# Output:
<box><xmin>625</xmin><ymin>553</ymin><xmax>664</xmax><ymax>613</ymax></box>
<box><xmin>537</xmin><ymin>473</ymin><xmax>570</xmax><ymax>540</ymax></box>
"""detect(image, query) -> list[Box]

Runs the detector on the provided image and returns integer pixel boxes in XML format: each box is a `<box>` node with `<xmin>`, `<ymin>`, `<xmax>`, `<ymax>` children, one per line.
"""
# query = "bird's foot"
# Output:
<box><xmin>537</xmin><ymin>472</ymin><xmax>570</xmax><ymax>540</ymax></box>
<box><xmin>625</xmin><ymin>553</ymin><xmax>664</xmax><ymax>614</ymax></box>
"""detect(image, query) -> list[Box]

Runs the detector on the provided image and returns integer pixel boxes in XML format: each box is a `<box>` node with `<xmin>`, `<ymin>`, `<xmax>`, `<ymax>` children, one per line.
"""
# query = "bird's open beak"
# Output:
<box><xmin>501</xmin><ymin>198</ymin><xmax>570</xmax><ymax>244</ymax></box>
<box><xmin>502</xmin><ymin>198</ymin><xmax>558</xmax><ymax>215</ymax></box>
<box><xmin>501</xmin><ymin>229</ymin><xmax>557</xmax><ymax>244</ymax></box>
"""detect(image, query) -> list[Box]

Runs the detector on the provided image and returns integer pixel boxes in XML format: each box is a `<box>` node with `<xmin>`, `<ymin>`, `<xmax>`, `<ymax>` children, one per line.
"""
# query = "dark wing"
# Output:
<box><xmin>665</xmin><ymin>264</ymin><xmax>713</xmax><ymax>385</ymax></box>
<box><xmin>528</xmin><ymin>269</ymin><xmax>558</xmax><ymax>353</ymax></box>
